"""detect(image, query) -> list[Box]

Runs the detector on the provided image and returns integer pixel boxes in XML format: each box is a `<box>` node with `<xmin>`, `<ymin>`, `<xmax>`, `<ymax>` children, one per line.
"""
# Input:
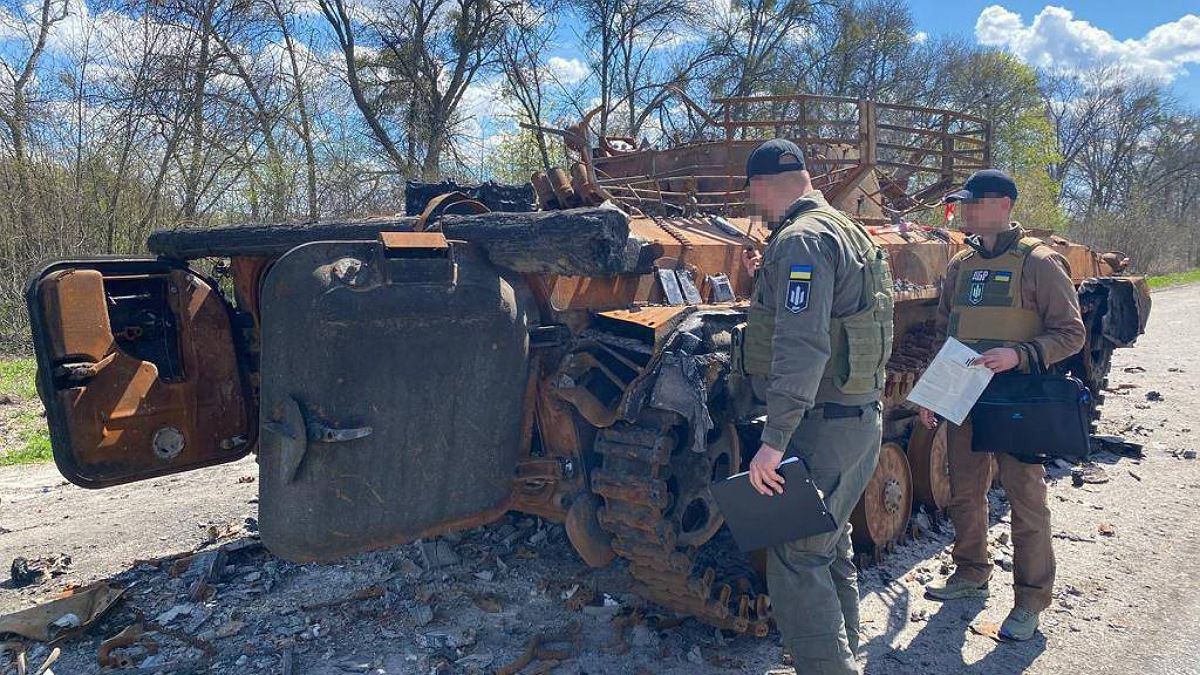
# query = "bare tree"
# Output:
<box><xmin>0</xmin><ymin>0</ymin><xmax>70</xmax><ymax>228</ymax></box>
<box><xmin>317</xmin><ymin>0</ymin><xmax>409</xmax><ymax>172</ymax></box>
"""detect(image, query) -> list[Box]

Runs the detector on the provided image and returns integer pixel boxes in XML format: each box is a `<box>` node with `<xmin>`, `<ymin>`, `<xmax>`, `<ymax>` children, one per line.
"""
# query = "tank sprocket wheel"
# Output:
<box><xmin>590</xmin><ymin>412</ymin><xmax>771</xmax><ymax>636</ymax></box>
<box><xmin>908</xmin><ymin>423</ymin><xmax>951</xmax><ymax>511</ymax></box>
<box><xmin>850</xmin><ymin>442</ymin><xmax>913</xmax><ymax>553</ymax></box>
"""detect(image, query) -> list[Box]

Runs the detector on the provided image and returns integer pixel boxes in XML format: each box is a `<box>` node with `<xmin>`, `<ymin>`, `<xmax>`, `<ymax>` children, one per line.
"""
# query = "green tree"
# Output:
<box><xmin>484</xmin><ymin>125</ymin><xmax>569</xmax><ymax>183</ymax></box>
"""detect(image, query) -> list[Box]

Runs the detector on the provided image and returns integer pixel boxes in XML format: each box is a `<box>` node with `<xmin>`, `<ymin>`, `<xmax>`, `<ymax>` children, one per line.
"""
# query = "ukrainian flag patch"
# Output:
<box><xmin>994</xmin><ymin>271</ymin><xmax>1012</xmax><ymax>283</ymax></box>
<box><xmin>789</xmin><ymin>264</ymin><xmax>813</xmax><ymax>280</ymax></box>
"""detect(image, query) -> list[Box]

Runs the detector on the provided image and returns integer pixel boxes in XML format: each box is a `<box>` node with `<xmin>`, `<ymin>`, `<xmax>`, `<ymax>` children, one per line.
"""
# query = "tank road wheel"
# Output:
<box><xmin>908</xmin><ymin>424</ymin><xmax>951</xmax><ymax>511</ymax></box>
<box><xmin>850</xmin><ymin>442</ymin><xmax>913</xmax><ymax>559</ymax></box>
<box><xmin>590</xmin><ymin>412</ymin><xmax>772</xmax><ymax>637</ymax></box>
<box><xmin>670</xmin><ymin>422</ymin><xmax>741</xmax><ymax>548</ymax></box>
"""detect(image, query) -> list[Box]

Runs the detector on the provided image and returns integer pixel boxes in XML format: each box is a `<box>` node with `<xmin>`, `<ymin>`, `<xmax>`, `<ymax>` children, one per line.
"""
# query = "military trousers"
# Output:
<box><xmin>767</xmin><ymin>401</ymin><xmax>882</xmax><ymax>675</ymax></box>
<box><xmin>945</xmin><ymin>415</ymin><xmax>1055</xmax><ymax>611</ymax></box>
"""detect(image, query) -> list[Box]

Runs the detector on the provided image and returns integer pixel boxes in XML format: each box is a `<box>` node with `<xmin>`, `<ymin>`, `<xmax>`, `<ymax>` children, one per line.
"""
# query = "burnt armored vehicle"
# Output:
<box><xmin>26</xmin><ymin>93</ymin><xmax>1149</xmax><ymax>636</ymax></box>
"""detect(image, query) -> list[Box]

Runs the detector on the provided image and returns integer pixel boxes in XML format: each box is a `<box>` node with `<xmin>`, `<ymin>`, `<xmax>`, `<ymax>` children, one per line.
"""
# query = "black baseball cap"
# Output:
<box><xmin>744</xmin><ymin>139</ymin><xmax>806</xmax><ymax>187</ymax></box>
<box><xmin>944</xmin><ymin>169</ymin><xmax>1018</xmax><ymax>203</ymax></box>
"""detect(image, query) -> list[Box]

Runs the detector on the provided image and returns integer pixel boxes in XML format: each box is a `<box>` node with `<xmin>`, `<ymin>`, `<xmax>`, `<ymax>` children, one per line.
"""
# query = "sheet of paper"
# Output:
<box><xmin>906</xmin><ymin>337</ymin><xmax>994</xmax><ymax>425</ymax></box>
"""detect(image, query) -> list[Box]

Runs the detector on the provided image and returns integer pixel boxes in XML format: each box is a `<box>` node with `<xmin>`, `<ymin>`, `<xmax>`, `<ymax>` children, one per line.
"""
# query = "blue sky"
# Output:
<box><xmin>907</xmin><ymin>2</ymin><xmax>1200</xmax><ymax>106</ymax></box>
<box><xmin>537</xmin><ymin>2</ymin><xmax>1200</xmax><ymax>108</ymax></box>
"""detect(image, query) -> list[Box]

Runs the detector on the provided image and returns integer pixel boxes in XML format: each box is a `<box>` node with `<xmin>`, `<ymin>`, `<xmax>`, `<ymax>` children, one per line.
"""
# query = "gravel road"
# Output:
<box><xmin>0</xmin><ymin>284</ymin><xmax>1197</xmax><ymax>674</ymax></box>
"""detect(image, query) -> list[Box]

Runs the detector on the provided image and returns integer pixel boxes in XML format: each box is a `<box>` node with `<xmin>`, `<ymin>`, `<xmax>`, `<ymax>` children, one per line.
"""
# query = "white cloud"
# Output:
<box><xmin>546</xmin><ymin>56</ymin><xmax>588</xmax><ymax>85</ymax></box>
<box><xmin>975</xmin><ymin>5</ymin><xmax>1200</xmax><ymax>83</ymax></box>
<box><xmin>912</xmin><ymin>31</ymin><xmax>929</xmax><ymax>45</ymax></box>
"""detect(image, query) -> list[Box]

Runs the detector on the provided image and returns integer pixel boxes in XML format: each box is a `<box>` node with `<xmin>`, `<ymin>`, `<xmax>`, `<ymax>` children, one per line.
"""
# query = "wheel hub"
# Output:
<box><xmin>883</xmin><ymin>478</ymin><xmax>904</xmax><ymax>514</ymax></box>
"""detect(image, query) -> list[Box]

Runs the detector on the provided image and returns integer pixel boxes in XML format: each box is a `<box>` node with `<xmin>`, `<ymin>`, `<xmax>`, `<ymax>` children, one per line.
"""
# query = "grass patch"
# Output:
<box><xmin>0</xmin><ymin>426</ymin><xmax>52</xmax><ymax>465</ymax></box>
<box><xmin>0</xmin><ymin>357</ymin><xmax>37</xmax><ymax>401</ymax></box>
<box><xmin>1147</xmin><ymin>269</ymin><xmax>1200</xmax><ymax>290</ymax></box>
<box><xmin>1</xmin><ymin>356</ymin><xmax>52</xmax><ymax>465</ymax></box>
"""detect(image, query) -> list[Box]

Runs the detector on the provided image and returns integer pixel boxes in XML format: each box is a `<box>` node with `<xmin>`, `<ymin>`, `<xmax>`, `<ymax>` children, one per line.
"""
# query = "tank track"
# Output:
<box><xmin>589</xmin><ymin>415</ymin><xmax>772</xmax><ymax>636</ymax></box>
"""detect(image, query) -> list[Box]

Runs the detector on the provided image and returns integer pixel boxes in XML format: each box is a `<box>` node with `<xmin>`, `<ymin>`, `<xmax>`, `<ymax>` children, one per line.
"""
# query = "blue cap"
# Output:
<box><xmin>744</xmin><ymin>139</ymin><xmax>806</xmax><ymax>187</ymax></box>
<box><xmin>944</xmin><ymin>169</ymin><xmax>1018</xmax><ymax>203</ymax></box>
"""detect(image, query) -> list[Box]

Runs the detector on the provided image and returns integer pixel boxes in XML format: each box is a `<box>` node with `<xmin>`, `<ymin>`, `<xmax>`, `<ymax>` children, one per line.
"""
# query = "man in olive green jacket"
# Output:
<box><xmin>741</xmin><ymin>139</ymin><xmax>894</xmax><ymax>675</ymax></box>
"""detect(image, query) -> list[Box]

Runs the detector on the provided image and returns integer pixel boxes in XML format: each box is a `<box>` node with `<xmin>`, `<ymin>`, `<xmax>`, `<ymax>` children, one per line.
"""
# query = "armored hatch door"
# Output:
<box><xmin>256</xmin><ymin>234</ymin><xmax>533</xmax><ymax>563</ymax></box>
<box><xmin>26</xmin><ymin>259</ymin><xmax>254</xmax><ymax>488</ymax></box>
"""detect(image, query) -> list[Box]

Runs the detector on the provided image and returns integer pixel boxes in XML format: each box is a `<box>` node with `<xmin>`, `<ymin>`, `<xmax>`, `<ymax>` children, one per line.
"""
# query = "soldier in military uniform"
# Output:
<box><xmin>740</xmin><ymin>139</ymin><xmax>894</xmax><ymax>675</ymax></box>
<box><xmin>921</xmin><ymin>169</ymin><xmax>1085</xmax><ymax>641</ymax></box>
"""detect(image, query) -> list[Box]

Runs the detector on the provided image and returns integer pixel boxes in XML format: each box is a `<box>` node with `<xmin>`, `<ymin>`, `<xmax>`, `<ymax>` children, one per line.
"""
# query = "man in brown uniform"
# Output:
<box><xmin>920</xmin><ymin>169</ymin><xmax>1085</xmax><ymax>641</ymax></box>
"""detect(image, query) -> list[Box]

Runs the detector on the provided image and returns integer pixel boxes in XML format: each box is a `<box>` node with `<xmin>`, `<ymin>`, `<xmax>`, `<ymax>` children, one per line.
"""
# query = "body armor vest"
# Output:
<box><xmin>947</xmin><ymin>235</ymin><xmax>1045</xmax><ymax>351</ymax></box>
<box><xmin>741</xmin><ymin>205</ymin><xmax>894</xmax><ymax>395</ymax></box>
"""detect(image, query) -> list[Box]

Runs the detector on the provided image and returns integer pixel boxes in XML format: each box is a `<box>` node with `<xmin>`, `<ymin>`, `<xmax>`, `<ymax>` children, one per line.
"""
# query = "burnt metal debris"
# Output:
<box><xmin>24</xmin><ymin>90</ymin><xmax>1151</xmax><ymax>637</ymax></box>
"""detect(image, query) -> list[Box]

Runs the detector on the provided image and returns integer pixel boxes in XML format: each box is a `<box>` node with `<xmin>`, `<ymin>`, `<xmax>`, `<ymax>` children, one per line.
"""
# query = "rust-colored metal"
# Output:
<box><xmin>97</xmin><ymin>623</ymin><xmax>147</xmax><ymax>667</ymax></box>
<box><xmin>413</xmin><ymin>192</ymin><xmax>489</xmax><ymax>231</ymax></box>
<box><xmin>31</xmin><ymin>88</ymin><xmax>1152</xmax><ymax>643</ymax></box>
<box><xmin>378</xmin><ymin>231</ymin><xmax>450</xmax><ymax>250</ymax></box>
<box><xmin>589</xmin><ymin>417</ymin><xmax>771</xmax><ymax>637</ymax></box>
<box><xmin>35</xmin><ymin>267</ymin><xmax>252</xmax><ymax>487</ymax></box>
<box><xmin>850</xmin><ymin>442</ymin><xmax>913</xmax><ymax>551</ymax></box>
<box><xmin>544</xmin><ymin>91</ymin><xmax>990</xmax><ymax>224</ymax></box>
<box><xmin>908</xmin><ymin>423</ymin><xmax>951</xmax><ymax>511</ymax></box>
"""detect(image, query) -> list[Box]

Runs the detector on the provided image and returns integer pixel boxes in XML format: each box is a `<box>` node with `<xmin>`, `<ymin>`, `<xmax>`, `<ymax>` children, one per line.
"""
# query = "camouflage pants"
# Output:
<box><xmin>766</xmin><ymin>402</ymin><xmax>882</xmax><ymax>675</ymax></box>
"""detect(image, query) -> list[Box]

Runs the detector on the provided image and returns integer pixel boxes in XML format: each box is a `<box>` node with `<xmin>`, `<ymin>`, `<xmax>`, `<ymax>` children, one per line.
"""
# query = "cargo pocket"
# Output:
<box><xmin>835</xmin><ymin>293</ymin><xmax>889</xmax><ymax>395</ymax></box>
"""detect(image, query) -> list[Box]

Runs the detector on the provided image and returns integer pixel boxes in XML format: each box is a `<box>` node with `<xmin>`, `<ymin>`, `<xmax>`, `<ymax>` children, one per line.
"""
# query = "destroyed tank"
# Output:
<box><xmin>25</xmin><ymin>92</ymin><xmax>1150</xmax><ymax>637</ymax></box>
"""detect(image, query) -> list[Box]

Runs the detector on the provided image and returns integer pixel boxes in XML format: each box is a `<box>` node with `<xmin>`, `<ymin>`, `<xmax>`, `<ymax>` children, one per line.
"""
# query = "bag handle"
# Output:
<box><xmin>1019</xmin><ymin>342</ymin><xmax>1045</xmax><ymax>375</ymax></box>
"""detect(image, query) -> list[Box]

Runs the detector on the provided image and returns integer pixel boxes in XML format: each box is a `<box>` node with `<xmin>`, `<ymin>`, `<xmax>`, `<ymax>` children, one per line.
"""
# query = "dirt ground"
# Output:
<box><xmin>1</xmin><ymin>284</ymin><xmax>1197</xmax><ymax>675</ymax></box>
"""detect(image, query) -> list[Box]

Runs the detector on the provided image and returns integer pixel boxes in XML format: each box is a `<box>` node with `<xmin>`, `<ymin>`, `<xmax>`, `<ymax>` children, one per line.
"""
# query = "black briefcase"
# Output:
<box><xmin>969</xmin><ymin>371</ymin><xmax>1092</xmax><ymax>458</ymax></box>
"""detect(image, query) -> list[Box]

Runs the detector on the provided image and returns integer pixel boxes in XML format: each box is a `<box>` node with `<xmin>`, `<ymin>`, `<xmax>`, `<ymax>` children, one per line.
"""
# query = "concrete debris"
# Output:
<box><xmin>995</xmin><ymin>555</ymin><xmax>1014</xmax><ymax>572</ymax></box>
<box><xmin>1098</xmin><ymin>523</ymin><xmax>1117</xmax><ymax>537</ymax></box>
<box><xmin>1171</xmin><ymin>448</ymin><xmax>1198</xmax><ymax>460</ymax></box>
<box><xmin>409</xmin><ymin>604</ymin><xmax>434</xmax><ymax>627</ymax></box>
<box><xmin>910</xmin><ymin>609</ymin><xmax>929</xmax><ymax>623</ymax></box>
<box><xmin>418</xmin><ymin>540</ymin><xmax>460</xmax><ymax>569</ymax></box>
<box><xmin>301</xmin><ymin>585</ymin><xmax>384</xmax><ymax>611</ymax></box>
<box><xmin>154</xmin><ymin>604</ymin><xmax>193</xmax><ymax>625</ymax></box>
<box><xmin>49</xmin><ymin>614</ymin><xmax>80</xmax><ymax>631</ymax></box>
<box><xmin>213</xmin><ymin>620</ymin><xmax>244</xmax><ymax>639</ymax></box>
<box><xmin>1145</xmin><ymin>390</ymin><xmax>1164</xmax><ymax>401</ymax></box>
<box><xmin>629</xmin><ymin>624</ymin><xmax>659</xmax><ymax>649</ymax></box>
<box><xmin>455</xmin><ymin>653</ymin><xmax>494</xmax><ymax>669</ymax></box>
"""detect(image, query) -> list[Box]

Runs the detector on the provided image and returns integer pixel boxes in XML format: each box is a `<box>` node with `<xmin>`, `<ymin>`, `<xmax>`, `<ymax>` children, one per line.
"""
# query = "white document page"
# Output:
<box><xmin>906</xmin><ymin>337</ymin><xmax>994</xmax><ymax>425</ymax></box>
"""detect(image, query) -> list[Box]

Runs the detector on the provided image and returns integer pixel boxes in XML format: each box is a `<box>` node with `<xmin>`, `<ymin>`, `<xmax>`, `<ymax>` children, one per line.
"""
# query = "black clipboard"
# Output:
<box><xmin>711</xmin><ymin>457</ymin><xmax>838</xmax><ymax>553</ymax></box>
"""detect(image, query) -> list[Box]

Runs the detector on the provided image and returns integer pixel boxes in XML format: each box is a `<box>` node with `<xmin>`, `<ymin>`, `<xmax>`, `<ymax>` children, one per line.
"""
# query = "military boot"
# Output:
<box><xmin>999</xmin><ymin>606</ymin><xmax>1039</xmax><ymax>641</ymax></box>
<box><xmin>924</xmin><ymin>575</ymin><xmax>989</xmax><ymax>601</ymax></box>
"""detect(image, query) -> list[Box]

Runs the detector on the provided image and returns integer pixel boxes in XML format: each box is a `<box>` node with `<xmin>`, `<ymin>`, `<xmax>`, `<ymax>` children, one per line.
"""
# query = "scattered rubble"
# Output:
<box><xmin>1145</xmin><ymin>391</ymin><xmax>1164</xmax><ymax>402</ymax></box>
<box><xmin>0</xmin><ymin>582</ymin><xmax>124</xmax><ymax>641</ymax></box>
<box><xmin>1090</xmin><ymin>435</ymin><xmax>1145</xmax><ymax>458</ymax></box>
<box><xmin>1072</xmin><ymin>464</ymin><xmax>1110</xmax><ymax>487</ymax></box>
<box><xmin>8</xmin><ymin>554</ymin><xmax>71</xmax><ymax>588</ymax></box>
